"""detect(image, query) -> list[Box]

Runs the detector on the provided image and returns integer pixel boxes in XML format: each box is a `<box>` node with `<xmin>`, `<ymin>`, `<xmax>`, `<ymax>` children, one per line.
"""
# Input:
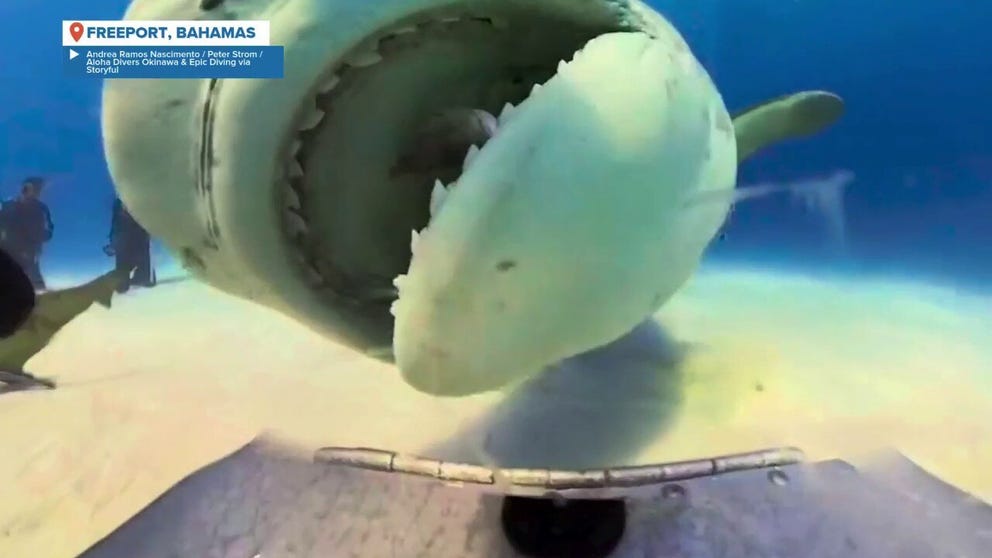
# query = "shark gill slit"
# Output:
<box><xmin>197</xmin><ymin>78</ymin><xmax>223</xmax><ymax>250</ymax></box>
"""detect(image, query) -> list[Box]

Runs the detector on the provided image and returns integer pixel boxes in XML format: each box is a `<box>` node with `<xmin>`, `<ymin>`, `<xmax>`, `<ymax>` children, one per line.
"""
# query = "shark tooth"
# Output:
<box><xmin>429</xmin><ymin>179</ymin><xmax>448</xmax><ymax>217</ymax></box>
<box><xmin>285</xmin><ymin>210</ymin><xmax>307</xmax><ymax>235</ymax></box>
<box><xmin>346</xmin><ymin>49</ymin><xmax>383</xmax><ymax>67</ymax></box>
<box><xmin>530</xmin><ymin>83</ymin><xmax>542</xmax><ymax>96</ymax></box>
<box><xmin>498</xmin><ymin>102</ymin><xmax>515</xmax><ymax>124</ymax></box>
<box><xmin>393</xmin><ymin>273</ymin><xmax>407</xmax><ymax>289</ymax></box>
<box><xmin>410</xmin><ymin>229</ymin><xmax>421</xmax><ymax>253</ymax></box>
<box><xmin>299</xmin><ymin>105</ymin><xmax>324</xmax><ymax>131</ymax></box>
<box><xmin>389</xmin><ymin>300</ymin><xmax>398</xmax><ymax>316</ymax></box>
<box><xmin>479</xmin><ymin>111</ymin><xmax>498</xmax><ymax>137</ymax></box>
<box><xmin>288</xmin><ymin>159</ymin><xmax>304</xmax><ymax>178</ymax></box>
<box><xmin>393</xmin><ymin>25</ymin><xmax>417</xmax><ymax>35</ymax></box>
<box><xmin>289</xmin><ymin>139</ymin><xmax>302</xmax><ymax>157</ymax></box>
<box><xmin>557</xmin><ymin>59</ymin><xmax>568</xmax><ymax>73</ymax></box>
<box><xmin>283</xmin><ymin>185</ymin><xmax>301</xmax><ymax>210</ymax></box>
<box><xmin>318</xmin><ymin>74</ymin><xmax>340</xmax><ymax>93</ymax></box>
<box><xmin>463</xmin><ymin>145</ymin><xmax>481</xmax><ymax>169</ymax></box>
<box><xmin>364</xmin><ymin>285</ymin><xmax>399</xmax><ymax>302</ymax></box>
<box><xmin>303</xmin><ymin>264</ymin><xmax>324</xmax><ymax>285</ymax></box>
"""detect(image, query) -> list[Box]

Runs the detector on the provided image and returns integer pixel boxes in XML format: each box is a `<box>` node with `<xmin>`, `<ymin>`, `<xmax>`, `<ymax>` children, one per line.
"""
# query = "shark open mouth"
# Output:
<box><xmin>276</xmin><ymin>5</ymin><xmax>635</xmax><ymax>314</ymax></box>
<box><xmin>104</xmin><ymin>0</ymin><xmax>843</xmax><ymax>397</ymax></box>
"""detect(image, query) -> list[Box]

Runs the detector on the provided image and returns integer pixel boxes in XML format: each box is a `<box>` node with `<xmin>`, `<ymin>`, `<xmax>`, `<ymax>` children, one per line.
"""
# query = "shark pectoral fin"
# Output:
<box><xmin>732</xmin><ymin>91</ymin><xmax>844</xmax><ymax>163</ymax></box>
<box><xmin>82</xmin><ymin>269</ymin><xmax>127</xmax><ymax>309</ymax></box>
<box><xmin>0</xmin><ymin>269</ymin><xmax>129</xmax><ymax>372</ymax></box>
<box><xmin>0</xmin><ymin>369</ymin><xmax>55</xmax><ymax>389</ymax></box>
<box><xmin>95</xmin><ymin>271</ymin><xmax>128</xmax><ymax>308</ymax></box>
<box><xmin>32</xmin><ymin>269</ymin><xmax>122</xmax><ymax>316</ymax></box>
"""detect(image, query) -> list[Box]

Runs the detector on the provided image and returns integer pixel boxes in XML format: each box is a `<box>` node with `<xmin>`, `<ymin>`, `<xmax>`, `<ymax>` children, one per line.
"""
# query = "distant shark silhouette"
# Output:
<box><xmin>0</xmin><ymin>269</ymin><xmax>126</xmax><ymax>391</ymax></box>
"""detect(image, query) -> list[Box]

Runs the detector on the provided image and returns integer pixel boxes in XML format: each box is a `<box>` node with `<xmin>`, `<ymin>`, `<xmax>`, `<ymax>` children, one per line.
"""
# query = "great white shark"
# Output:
<box><xmin>103</xmin><ymin>0</ymin><xmax>843</xmax><ymax>396</ymax></box>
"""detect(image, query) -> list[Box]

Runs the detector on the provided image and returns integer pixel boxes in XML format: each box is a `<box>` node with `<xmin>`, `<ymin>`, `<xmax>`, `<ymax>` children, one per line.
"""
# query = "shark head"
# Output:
<box><xmin>105</xmin><ymin>0</ymin><xmax>820</xmax><ymax>396</ymax></box>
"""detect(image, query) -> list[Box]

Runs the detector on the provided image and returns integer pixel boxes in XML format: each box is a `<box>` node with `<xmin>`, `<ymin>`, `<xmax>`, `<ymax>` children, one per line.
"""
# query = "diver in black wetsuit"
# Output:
<box><xmin>0</xmin><ymin>177</ymin><xmax>54</xmax><ymax>291</ymax></box>
<box><xmin>104</xmin><ymin>197</ymin><xmax>155</xmax><ymax>293</ymax></box>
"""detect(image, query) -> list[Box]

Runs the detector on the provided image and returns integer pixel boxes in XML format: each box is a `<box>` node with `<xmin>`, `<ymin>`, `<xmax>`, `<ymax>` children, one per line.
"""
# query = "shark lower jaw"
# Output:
<box><xmin>273</xmin><ymin>3</ymin><xmax>634</xmax><ymax>324</ymax></box>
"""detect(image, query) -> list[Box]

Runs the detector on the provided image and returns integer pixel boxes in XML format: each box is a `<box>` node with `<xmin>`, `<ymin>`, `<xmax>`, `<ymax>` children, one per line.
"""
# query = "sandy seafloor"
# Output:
<box><xmin>1</xmin><ymin>264</ymin><xmax>990</xmax><ymax>557</ymax></box>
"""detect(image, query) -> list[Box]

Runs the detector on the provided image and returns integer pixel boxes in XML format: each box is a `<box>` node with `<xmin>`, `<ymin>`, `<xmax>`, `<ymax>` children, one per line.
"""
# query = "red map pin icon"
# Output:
<box><xmin>69</xmin><ymin>22</ymin><xmax>84</xmax><ymax>42</ymax></box>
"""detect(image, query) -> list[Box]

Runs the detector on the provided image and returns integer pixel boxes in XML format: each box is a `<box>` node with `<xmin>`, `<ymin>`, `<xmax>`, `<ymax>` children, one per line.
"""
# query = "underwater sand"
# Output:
<box><xmin>0</xmin><ymin>266</ymin><xmax>990</xmax><ymax>557</ymax></box>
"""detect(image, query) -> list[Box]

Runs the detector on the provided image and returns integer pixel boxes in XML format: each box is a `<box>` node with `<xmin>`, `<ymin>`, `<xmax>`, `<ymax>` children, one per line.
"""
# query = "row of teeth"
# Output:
<box><xmin>389</xmin><ymin>137</ymin><xmax>485</xmax><ymax>316</ymax></box>
<box><xmin>279</xmin><ymin>14</ymin><xmax>507</xmax><ymax>289</ymax></box>
<box><xmin>278</xmin><ymin>12</ymin><xmax>568</xmax><ymax>297</ymax></box>
<box><xmin>390</xmin><ymin>69</ymin><xmax>564</xmax><ymax>315</ymax></box>
<box><xmin>282</xmin><ymin>75</ymin><xmax>546</xmax><ymax>200</ymax></box>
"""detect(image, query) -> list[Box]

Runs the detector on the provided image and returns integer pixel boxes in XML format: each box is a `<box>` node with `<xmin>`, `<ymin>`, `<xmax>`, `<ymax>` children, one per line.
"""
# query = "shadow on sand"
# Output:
<box><xmin>427</xmin><ymin>319</ymin><xmax>690</xmax><ymax>470</ymax></box>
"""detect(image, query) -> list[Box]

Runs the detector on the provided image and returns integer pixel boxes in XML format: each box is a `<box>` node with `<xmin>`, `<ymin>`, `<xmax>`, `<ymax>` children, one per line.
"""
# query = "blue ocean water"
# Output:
<box><xmin>0</xmin><ymin>0</ymin><xmax>989</xmax><ymax>289</ymax></box>
<box><xmin>2</xmin><ymin>4</ymin><xmax>992</xmax><ymax>551</ymax></box>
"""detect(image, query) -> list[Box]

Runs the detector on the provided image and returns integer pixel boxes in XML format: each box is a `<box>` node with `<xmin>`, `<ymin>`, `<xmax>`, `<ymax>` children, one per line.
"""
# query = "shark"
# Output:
<box><xmin>103</xmin><ymin>0</ymin><xmax>843</xmax><ymax>396</ymax></box>
<box><xmin>0</xmin><ymin>269</ymin><xmax>125</xmax><ymax>390</ymax></box>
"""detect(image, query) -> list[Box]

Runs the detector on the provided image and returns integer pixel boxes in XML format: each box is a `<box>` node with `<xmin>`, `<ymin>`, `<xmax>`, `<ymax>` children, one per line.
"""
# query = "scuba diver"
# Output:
<box><xmin>0</xmin><ymin>177</ymin><xmax>54</xmax><ymax>291</ymax></box>
<box><xmin>104</xmin><ymin>196</ymin><xmax>155</xmax><ymax>293</ymax></box>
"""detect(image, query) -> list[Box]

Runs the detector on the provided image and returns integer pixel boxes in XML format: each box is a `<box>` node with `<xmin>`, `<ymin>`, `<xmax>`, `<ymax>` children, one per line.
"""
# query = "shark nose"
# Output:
<box><xmin>398</xmin><ymin>339</ymin><xmax>456</xmax><ymax>395</ymax></box>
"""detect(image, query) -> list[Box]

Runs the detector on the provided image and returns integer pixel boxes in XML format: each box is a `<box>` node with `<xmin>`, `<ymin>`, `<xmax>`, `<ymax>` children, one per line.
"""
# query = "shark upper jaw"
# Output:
<box><xmin>259</xmin><ymin>2</ymin><xmax>643</xmax><ymax>346</ymax></box>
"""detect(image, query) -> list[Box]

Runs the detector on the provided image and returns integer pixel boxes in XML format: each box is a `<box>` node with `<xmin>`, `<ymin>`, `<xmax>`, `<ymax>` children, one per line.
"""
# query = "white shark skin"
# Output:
<box><xmin>394</xmin><ymin>32</ymin><xmax>736</xmax><ymax>396</ymax></box>
<box><xmin>102</xmin><ymin>0</ymin><xmax>735</xmax><ymax>395</ymax></box>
